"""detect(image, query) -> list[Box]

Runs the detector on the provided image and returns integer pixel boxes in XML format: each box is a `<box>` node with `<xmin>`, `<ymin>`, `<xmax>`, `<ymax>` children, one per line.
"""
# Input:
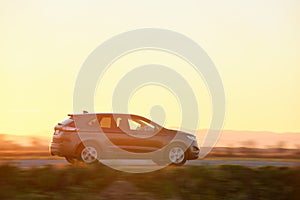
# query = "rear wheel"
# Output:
<box><xmin>78</xmin><ymin>143</ymin><xmax>101</xmax><ymax>164</ymax></box>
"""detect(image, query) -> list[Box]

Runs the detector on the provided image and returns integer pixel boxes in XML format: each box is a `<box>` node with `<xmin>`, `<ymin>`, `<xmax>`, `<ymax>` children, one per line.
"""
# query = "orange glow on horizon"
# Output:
<box><xmin>0</xmin><ymin>0</ymin><xmax>300</xmax><ymax>138</ymax></box>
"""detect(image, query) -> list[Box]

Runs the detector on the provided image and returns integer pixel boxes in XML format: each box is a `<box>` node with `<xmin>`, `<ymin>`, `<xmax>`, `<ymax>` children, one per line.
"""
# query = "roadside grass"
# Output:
<box><xmin>203</xmin><ymin>156</ymin><xmax>300</xmax><ymax>162</ymax></box>
<box><xmin>0</xmin><ymin>164</ymin><xmax>299</xmax><ymax>200</ymax></box>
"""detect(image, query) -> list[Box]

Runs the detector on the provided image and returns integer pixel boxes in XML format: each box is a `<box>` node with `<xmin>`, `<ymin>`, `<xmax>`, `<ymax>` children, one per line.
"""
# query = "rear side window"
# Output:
<box><xmin>100</xmin><ymin>117</ymin><xmax>111</xmax><ymax>128</ymax></box>
<box><xmin>87</xmin><ymin>115</ymin><xmax>119</xmax><ymax>130</ymax></box>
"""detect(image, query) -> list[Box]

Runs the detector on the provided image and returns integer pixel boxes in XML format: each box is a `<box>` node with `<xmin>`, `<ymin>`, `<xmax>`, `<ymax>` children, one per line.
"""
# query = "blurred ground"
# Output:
<box><xmin>0</xmin><ymin>158</ymin><xmax>299</xmax><ymax>169</ymax></box>
<box><xmin>0</xmin><ymin>164</ymin><xmax>299</xmax><ymax>200</ymax></box>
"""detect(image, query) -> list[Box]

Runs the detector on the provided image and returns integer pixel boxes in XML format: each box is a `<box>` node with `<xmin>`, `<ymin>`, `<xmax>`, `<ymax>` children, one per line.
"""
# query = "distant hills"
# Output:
<box><xmin>196</xmin><ymin>130</ymin><xmax>300</xmax><ymax>149</ymax></box>
<box><xmin>0</xmin><ymin>134</ymin><xmax>50</xmax><ymax>150</ymax></box>
<box><xmin>0</xmin><ymin>130</ymin><xmax>299</xmax><ymax>150</ymax></box>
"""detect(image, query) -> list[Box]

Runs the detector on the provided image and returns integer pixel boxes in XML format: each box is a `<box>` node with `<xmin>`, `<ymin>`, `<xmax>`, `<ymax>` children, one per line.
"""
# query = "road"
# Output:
<box><xmin>1</xmin><ymin>159</ymin><xmax>299</xmax><ymax>169</ymax></box>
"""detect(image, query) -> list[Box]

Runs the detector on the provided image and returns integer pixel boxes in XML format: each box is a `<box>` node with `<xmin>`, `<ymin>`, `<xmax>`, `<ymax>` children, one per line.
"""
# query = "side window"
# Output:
<box><xmin>116</xmin><ymin>117</ymin><xmax>130</xmax><ymax>131</ymax></box>
<box><xmin>128</xmin><ymin>119</ymin><xmax>141</xmax><ymax>130</ymax></box>
<box><xmin>88</xmin><ymin>118</ymin><xmax>97</xmax><ymax>126</ymax></box>
<box><xmin>116</xmin><ymin>117</ymin><xmax>122</xmax><ymax>127</ymax></box>
<box><xmin>137</xmin><ymin>119</ymin><xmax>155</xmax><ymax>131</ymax></box>
<box><xmin>115</xmin><ymin>116</ymin><xmax>155</xmax><ymax>132</ymax></box>
<box><xmin>100</xmin><ymin>117</ymin><xmax>111</xmax><ymax>129</ymax></box>
<box><xmin>129</xmin><ymin>118</ymin><xmax>155</xmax><ymax>132</ymax></box>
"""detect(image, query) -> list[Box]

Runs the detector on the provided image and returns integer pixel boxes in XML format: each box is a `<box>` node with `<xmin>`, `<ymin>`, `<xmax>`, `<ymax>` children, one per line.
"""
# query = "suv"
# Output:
<box><xmin>50</xmin><ymin>113</ymin><xmax>199</xmax><ymax>166</ymax></box>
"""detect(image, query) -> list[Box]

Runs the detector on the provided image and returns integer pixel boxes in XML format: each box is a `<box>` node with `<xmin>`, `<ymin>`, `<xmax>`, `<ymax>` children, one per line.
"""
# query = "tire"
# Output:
<box><xmin>77</xmin><ymin>143</ymin><xmax>101</xmax><ymax>164</ymax></box>
<box><xmin>65</xmin><ymin>157</ymin><xmax>78</xmax><ymax>164</ymax></box>
<box><xmin>166</xmin><ymin>144</ymin><xmax>187</xmax><ymax>166</ymax></box>
<box><xmin>152</xmin><ymin>144</ymin><xmax>187</xmax><ymax>166</ymax></box>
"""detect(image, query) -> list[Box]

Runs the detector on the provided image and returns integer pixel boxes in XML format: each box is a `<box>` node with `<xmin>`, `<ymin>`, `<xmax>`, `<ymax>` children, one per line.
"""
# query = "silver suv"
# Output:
<box><xmin>50</xmin><ymin>113</ymin><xmax>199</xmax><ymax>166</ymax></box>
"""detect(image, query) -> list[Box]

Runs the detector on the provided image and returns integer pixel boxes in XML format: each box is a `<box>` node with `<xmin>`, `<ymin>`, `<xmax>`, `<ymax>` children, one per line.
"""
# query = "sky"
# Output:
<box><xmin>0</xmin><ymin>0</ymin><xmax>300</xmax><ymax>137</ymax></box>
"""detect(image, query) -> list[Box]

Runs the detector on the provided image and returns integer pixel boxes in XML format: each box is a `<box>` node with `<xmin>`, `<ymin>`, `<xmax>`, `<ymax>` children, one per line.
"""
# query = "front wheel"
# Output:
<box><xmin>152</xmin><ymin>144</ymin><xmax>187</xmax><ymax>166</ymax></box>
<box><xmin>167</xmin><ymin>145</ymin><xmax>187</xmax><ymax>166</ymax></box>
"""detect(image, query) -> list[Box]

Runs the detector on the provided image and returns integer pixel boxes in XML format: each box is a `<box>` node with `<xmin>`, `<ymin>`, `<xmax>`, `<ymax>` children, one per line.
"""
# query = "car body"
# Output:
<box><xmin>50</xmin><ymin>113</ymin><xmax>199</xmax><ymax>165</ymax></box>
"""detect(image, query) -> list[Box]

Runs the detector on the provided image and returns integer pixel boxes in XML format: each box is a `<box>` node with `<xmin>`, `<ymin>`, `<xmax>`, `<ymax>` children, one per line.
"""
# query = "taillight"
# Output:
<box><xmin>53</xmin><ymin>124</ymin><xmax>78</xmax><ymax>137</ymax></box>
<box><xmin>54</xmin><ymin>129</ymin><xmax>61</xmax><ymax>135</ymax></box>
<box><xmin>61</xmin><ymin>127</ymin><xmax>79</xmax><ymax>132</ymax></box>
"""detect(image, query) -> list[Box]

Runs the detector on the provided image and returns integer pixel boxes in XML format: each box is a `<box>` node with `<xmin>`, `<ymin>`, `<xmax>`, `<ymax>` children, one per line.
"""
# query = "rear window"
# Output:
<box><xmin>59</xmin><ymin>118</ymin><xmax>75</xmax><ymax>127</ymax></box>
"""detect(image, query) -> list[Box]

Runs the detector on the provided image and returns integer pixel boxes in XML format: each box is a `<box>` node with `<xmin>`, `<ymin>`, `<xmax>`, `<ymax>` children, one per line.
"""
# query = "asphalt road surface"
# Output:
<box><xmin>1</xmin><ymin>159</ymin><xmax>299</xmax><ymax>169</ymax></box>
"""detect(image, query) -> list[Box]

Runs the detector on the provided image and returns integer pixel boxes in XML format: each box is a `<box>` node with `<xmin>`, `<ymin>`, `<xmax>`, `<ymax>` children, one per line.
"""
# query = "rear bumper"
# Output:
<box><xmin>50</xmin><ymin>142</ymin><xmax>75</xmax><ymax>157</ymax></box>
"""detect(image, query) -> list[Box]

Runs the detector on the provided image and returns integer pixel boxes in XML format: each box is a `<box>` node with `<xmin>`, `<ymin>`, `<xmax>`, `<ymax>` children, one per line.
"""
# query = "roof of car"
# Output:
<box><xmin>68</xmin><ymin>113</ymin><xmax>140</xmax><ymax>117</ymax></box>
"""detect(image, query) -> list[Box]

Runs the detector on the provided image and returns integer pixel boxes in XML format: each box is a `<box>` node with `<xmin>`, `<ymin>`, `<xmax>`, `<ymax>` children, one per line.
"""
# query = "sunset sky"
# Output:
<box><xmin>0</xmin><ymin>0</ymin><xmax>299</xmax><ymax>137</ymax></box>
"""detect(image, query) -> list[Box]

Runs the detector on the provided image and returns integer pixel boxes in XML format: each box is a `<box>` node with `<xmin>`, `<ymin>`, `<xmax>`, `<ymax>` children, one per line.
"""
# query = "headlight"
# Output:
<box><xmin>186</xmin><ymin>135</ymin><xmax>196</xmax><ymax>141</ymax></box>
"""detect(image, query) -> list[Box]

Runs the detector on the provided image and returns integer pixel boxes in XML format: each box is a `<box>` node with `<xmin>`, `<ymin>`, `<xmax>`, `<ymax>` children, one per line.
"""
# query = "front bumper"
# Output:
<box><xmin>186</xmin><ymin>141</ymin><xmax>200</xmax><ymax>160</ymax></box>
